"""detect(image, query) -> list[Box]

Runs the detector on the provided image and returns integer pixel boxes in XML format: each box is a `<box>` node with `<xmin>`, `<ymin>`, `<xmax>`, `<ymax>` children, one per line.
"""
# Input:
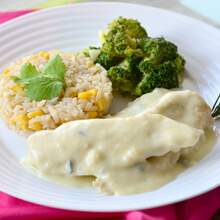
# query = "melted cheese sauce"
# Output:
<box><xmin>100</xmin><ymin>126</ymin><xmax>216</xmax><ymax>195</ymax></box>
<box><xmin>22</xmin><ymin>89</ymin><xmax>217</xmax><ymax>195</ymax></box>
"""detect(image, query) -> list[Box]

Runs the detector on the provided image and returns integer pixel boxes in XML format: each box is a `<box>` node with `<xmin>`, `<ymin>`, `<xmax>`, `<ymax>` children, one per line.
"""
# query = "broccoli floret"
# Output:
<box><xmin>81</xmin><ymin>46</ymin><xmax>98</xmax><ymax>57</ymax></box>
<box><xmin>132</xmin><ymin>36</ymin><xmax>185</xmax><ymax>96</ymax></box>
<box><xmin>139</xmin><ymin>37</ymin><xmax>178</xmax><ymax>66</ymax></box>
<box><xmin>134</xmin><ymin>57</ymin><xmax>185</xmax><ymax>96</ymax></box>
<box><xmin>81</xmin><ymin>46</ymin><xmax>122</xmax><ymax>70</ymax></box>
<box><xmin>118</xmin><ymin>54</ymin><xmax>143</xmax><ymax>72</ymax></box>
<box><xmin>174</xmin><ymin>54</ymin><xmax>186</xmax><ymax>75</ymax></box>
<box><xmin>80</xmin><ymin>46</ymin><xmax>101</xmax><ymax>62</ymax></box>
<box><xmin>101</xmin><ymin>17</ymin><xmax>147</xmax><ymax>57</ymax></box>
<box><xmin>108</xmin><ymin>17</ymin><xmax>147</xmax><ymax>39</ymax></box>
<box><xmin>107</xmin><ymin>67</ymin><xmax>135</xmax><ymax>95</ymax></box>
<box><xmin>95</xmin><ymin>51</ymin><xmax>122</xmax><ymax>70</ymax></box>
<box><xmin>80</xmin><ymin>17</ymin><xmax>186</xmax><ymax>98</ymax></box>
<box><xmin>107</xmin><ymin>55</ymin><xmax>142</xmax><ymax>95</ymax></box>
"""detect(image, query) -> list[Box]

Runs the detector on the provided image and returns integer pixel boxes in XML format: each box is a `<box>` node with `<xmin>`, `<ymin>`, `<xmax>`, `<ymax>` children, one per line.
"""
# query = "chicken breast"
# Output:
<box><xmin>23</xmin><ymin>89</ymin><xmax>215</xmax><ymax>195</ymax></box>
<box><xmin>115</xmin><ymin>89</ymin><xmax>214</xmax><ymax>129</ymax></box>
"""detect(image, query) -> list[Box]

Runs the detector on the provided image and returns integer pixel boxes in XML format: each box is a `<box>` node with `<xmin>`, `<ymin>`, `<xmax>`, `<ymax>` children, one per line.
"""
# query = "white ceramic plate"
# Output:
<box><xmin>0</xmin><ymin>2</ymin><xmax>220</xmax><ymax>212</ymax></box>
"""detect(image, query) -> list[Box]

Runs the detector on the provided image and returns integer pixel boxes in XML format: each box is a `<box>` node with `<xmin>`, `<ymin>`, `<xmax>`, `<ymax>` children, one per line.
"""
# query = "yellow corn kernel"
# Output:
<box><xmin>29</xmin><ymin>122</ymin><xmax>42</xmax><ymax>131</ymax></box>
<box><xmin>95</xmin><ymin>98</ymin><xmax>106</xmax><ymax>111</ymax></box>
<box><xmin>3</xmin><ymin>69</ymin><xmax>9</xmax><ymax>75</ymax></box>
<box><xmin>38</xmin><ymin>52</ymin><xmax>50</xmax><ymax>59</ymax></box>
<box><xmin>26</xmin><ymin>60</ymin><xmax>29</xmax><ymax>64</ymax></box>
<box><xmin>20</xmin><ymin>124</ymin><xmax>28</xmax><ymax>130</ymax></box>
<box><xmin>12</xmin><ymin>85</ymin><xmax>25</xmax><ymax>94</ymax></box>
<box><xmin>88</xmin><ymin>111</ymin><xmax>97</xmax><ymax>119</ymax></box>
<box><xmin>68</xmin><ymin>53</ymin><xmax>73</xmax><ymax>56</ymax></box>
<box><xmin>27</xmin><ymin>110</ymin><xmax>43</xmax><ymax>119</ymax></box>
<box><xmin>86</xmin><ymin>61</ymin><xmax>94</xmax><ymax>68</ymax></box>
<box><xmin>78</xmin><ymin>92</ymin><xmax>88</xmax><ymax>99</ymax></box>
<box><xmin>9</xmin><ymin>118</ymin><xmax>15</xmax><ymax>125</ymax></box>
<box><xmin>14</xmin><ymin>105</ymin><xmax>24</xmax><ymax>110</ymax></box>
<box><xmin>15</xmin><ymin>114</ymin><xmax>29</xmax><ymax>125</ymax></box>
<box><xmin>88</xmin><ymin>89</ymin><xmax>98</xmax><ymax>96</ymax></box>
<box><xmin>78</xmin><ymin>89</ymin><xmax>98</xmax><ymax>99</ymax></box>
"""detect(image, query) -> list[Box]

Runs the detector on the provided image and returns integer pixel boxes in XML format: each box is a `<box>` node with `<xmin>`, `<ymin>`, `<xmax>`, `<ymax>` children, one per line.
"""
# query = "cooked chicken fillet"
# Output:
<box><xmin>115</xmin><ymin>89</ymin><xmax>214</xmax><ymax>129</ymax></box>
<box><xmin>24</xmin><ymin>89</ymin><xmax>214</xmax><ymax>195</ymax></box>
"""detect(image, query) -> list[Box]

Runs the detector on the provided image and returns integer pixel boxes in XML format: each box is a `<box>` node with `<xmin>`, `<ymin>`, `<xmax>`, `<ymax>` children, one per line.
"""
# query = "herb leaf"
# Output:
<box><xmin>10</xmin><ymin>55</ymin><xmax>66</xmax><ymax>101</ymax></box>
<box><xmin>42</xmin><ymin>55</ymin><xmax>66</xmax><ymax>80</ymax></box>
<box><xmin>10</xmin><ymin>63</ymin><xmax>40</xmax><ymax>85</ymax></box>
<box><xmin>25</xmin><ymin>77</ymin><xmax>64</xmax><ymax>101</ymax></box>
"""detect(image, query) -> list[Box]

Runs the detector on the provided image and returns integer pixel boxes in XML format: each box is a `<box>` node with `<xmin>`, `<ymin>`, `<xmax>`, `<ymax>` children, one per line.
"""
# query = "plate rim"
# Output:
<box><xmin>0</xmin><ymin>1</ymin><xmax>220</xmax><ymax>212</ymax></box>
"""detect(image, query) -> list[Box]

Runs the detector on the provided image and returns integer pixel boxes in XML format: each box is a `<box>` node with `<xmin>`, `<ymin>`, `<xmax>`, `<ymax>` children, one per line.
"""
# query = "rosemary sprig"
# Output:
<box><xmin>212</xmin><ymin>94</ymin><xmax>220</xmax><ymax>118</ymax></box>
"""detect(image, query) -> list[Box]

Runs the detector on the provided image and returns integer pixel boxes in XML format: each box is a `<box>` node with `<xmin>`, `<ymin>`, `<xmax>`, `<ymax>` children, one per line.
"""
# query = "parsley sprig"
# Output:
<box><xmin>11</xmin><ymin>55</ymin><xmax>66</xmax><ymax>101</ymax></box>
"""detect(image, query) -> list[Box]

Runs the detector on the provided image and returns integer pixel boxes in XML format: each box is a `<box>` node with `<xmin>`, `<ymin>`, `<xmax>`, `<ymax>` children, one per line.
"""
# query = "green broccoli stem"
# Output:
<box><xmin>212</xmin><ymin>94</ymin><xmax>220</xmax><ymax>118</ymax></box>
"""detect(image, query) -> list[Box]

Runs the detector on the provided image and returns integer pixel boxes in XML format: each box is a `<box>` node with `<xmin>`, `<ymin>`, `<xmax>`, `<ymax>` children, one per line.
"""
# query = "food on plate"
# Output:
<box><xmin>114</xmin><ymin>88</ymin><xmax>214</xmax><ymax>129</ymax></box>
<box><xmin>22</xmin><ymin>89</ymin><xmax>216</xmax><ymax>195</ymax></box>
<box><xmin>81</xmin><ymin>17</ymin><xmax>185</xmax><ymax>97</ymax></box>
<box><xmin>0</xmin><ymin>16</ymin><xmax>217</xmax><ymax>197</ymax></box>
<box><xmin>0</xmin><ymin>50</ymin><xmax>112</xmax><ymax>136</ymax></box>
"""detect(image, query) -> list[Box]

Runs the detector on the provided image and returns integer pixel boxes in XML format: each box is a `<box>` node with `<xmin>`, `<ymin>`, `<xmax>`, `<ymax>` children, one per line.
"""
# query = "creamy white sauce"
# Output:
<box><xmin>114</xmin><ymin>88</ymin><xmax>214</xmax><ymax>129</ymax></box>
<box><xmin>21</xmin><ymin>89</ymin><xmax>216</xmax><ymax>195</ymax></box>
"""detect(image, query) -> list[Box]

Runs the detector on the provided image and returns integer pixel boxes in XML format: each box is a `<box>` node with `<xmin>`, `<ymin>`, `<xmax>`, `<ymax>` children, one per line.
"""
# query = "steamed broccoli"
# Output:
<box><xmin>174</xmin><ymin>54</ymin><xmax>186</xmax><ymax>74</ymax></box>
<box><xmin>118</xmin><ymin>54</ymin><xmax>143</xmax><ymax>73</ymax></box>
<box><xmin>108</xmin><ymin>67</ymin><xmax>135</xmax><ymax>95</ymax></box>
<box><xmin>101</xmin><ymin>17</ymin><xmax>147</xmax><ymax>57</ymax></box>
<box><xmin>80</xmin><ymin>17</ymin><xmax>186</xmax><ymax>97</ymax></box>
<box><xmin>134</xmin><ymin>61</ymin><xmax>180</xmax><ymax>96</ymax></box>
<box><xmin>95</xmin><ymin>51</ymin><xmax>122</xmax><ymax>70</ymax></box>
<box><xmin>108</xmin><ymin>35</ymin><xmax>186</xmax><ymax>96</ymax></box>
<box><xmin>139</xmin><ymin>37</ymin><xmax>178</xmax><ymax>65</ymax></box>
<box><xmin>134</xmin><ymin>51</ymin><xmax>186</xmax><ymax>96</ymax></box>
<box><xmin>81</xmin><ymin>46</ymin><xmax>121</xmax><ymax>70</ymax></box>
<box><xmin>107</xmin><ymin>55</ymin><xmax>142</xmax><ymax>95</ymax></box>
<box><xmin>108</xmin><ymin>17</ymin><xmax>148</xmax><ymax>39</ymax></box>
<box><xmin>80</xmin><ymin>46</ymin><xmax>101</xmax><ymax>62</ymax></box>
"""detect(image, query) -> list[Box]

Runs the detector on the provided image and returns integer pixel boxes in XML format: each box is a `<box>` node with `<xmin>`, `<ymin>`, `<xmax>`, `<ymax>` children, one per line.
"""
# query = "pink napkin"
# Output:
<box><xmin>1</xmin><ymin>187</ymin><xmax>220</xmax><ymax>220</ymax></box>
<box><xmin>1</xmin><ymin>10</ymin><xmax>220</xmax><ymax>220</ymax></box>
<box><xmin>0</xmin><ymin>10</ymin><xmax>37</xmax><ymax>24</ymax></box>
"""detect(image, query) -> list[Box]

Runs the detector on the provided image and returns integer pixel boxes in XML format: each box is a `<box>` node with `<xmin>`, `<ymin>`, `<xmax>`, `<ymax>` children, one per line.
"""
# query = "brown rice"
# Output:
<box><xmin>0</xmin><ymin>50</ymin><xmax>113</xmax><ymax>136</ymax></box>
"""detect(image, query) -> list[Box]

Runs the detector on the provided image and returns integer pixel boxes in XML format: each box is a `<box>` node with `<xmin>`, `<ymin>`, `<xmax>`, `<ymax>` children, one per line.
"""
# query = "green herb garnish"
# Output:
<box><xmin>212</xmin><ymin>94</ymin><xmax>220</xmax><ymax>118</ymax></box>
<box><xmin>11</xmin><ymin>55</ymin><xmax>66</xmax><ymax>101</ymax></box>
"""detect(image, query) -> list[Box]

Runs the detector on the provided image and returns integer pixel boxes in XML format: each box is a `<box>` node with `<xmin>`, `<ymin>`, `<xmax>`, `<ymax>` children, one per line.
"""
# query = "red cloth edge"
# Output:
<box><xmin>0</xmin><ymin>9</ymin><xmax>220</xmax><ymax>220</ymax></box>
<box><xmin>0</xmin><ymin>10</ymin><xmax>37</xmax><ymax>24</ymax></box>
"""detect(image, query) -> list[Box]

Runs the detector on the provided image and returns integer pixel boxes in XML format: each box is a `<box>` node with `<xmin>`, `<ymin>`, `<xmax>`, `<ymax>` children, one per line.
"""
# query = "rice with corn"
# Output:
<box><xmin>0</xmin><ymin>50</ymin><xmax>112</xmax><ymax>136</ymax></box>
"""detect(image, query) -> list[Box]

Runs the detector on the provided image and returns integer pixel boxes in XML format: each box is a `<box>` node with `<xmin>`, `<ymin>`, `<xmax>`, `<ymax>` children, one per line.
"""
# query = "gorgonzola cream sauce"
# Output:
<box><xmin>22</xmin><ymin>89</ymin><xmax>216</xmax><ymax>195</ymax></box>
